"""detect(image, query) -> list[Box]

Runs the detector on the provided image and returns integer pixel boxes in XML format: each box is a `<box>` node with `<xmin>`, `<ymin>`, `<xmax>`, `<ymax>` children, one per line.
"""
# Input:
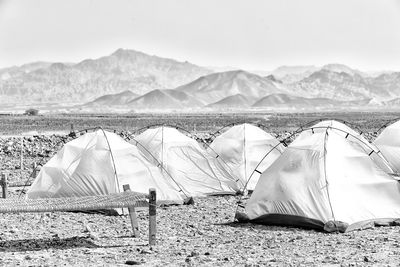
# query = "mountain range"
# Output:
<box><xmin>0</xmin><ymin>48</ymin><xmax>211</xmax><ymax>105</ymax></box>
<box><xmin>1</xmin><ymin>48</ymin><xmax>400</xmax><ymax>111</ymax></box>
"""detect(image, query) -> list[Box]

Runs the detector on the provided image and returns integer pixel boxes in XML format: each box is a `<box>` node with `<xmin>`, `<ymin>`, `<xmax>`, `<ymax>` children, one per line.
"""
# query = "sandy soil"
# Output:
<box><xmin>1</xmin><ymin>191</ymin><xmax>400</xmax><ymax>266</ymax></box>
<box><xmin>1</xmin><ymin>114</ymin><xmax>400</xmax><ymax>266</ymax></box>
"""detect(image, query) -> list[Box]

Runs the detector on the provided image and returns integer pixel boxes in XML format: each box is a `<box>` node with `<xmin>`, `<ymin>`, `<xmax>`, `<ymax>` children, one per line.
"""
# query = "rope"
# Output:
<box><xmin>0</xmin><ymin>191</ymin><xmax>148</xmax><ymax>213</ymax></box>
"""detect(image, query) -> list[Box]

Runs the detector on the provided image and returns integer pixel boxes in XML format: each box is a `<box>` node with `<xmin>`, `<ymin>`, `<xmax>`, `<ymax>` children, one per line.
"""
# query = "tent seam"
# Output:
<box><xmin>323</xmin><ymin>128</ymin><xmax>338</xmax><ymax>229</ymax></box>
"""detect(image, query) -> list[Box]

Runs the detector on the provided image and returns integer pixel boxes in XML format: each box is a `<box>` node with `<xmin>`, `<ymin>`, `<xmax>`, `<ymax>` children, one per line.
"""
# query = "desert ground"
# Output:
<box><xmin>1</xmin><ymin>111</ymin><xmax>400</xmax><ymax>266</ymax></box>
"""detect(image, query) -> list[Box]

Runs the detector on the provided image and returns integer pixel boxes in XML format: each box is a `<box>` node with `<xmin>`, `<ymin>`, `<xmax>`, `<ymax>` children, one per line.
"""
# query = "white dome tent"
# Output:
<box><xmin>132</xmin><ymin>125</ymin><xmax>240</xmax><ymax>197</ymax></box>
<box><xmin>374</xmin><ymin>118</ymin><xmax>400</xmax><ymax>175</ymax></box>
<box><xmin>208</xmin><ymin>123</ymin><xmax>285</xmax><ymax>190</ymax></box>
<box><xmin>27</xmin><ymin>128</ymin><xmax>188</xmax><ymax>205</ymax></box>
<box><xmin>291</xmin><ymin>120</ymin><xmax>393</xmax><ymax>174</ymax></box>
<box><xmin>236</xmin><ymin>125</ymin><xmax>400</xmax><ymax>232</ymax></box>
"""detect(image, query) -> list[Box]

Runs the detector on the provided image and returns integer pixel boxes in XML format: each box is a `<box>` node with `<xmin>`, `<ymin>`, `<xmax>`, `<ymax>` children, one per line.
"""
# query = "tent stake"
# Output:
<box><xmin>123</xmin><ymin>184</ymin><xmax>139</xmax><ymax>237</ymax></box>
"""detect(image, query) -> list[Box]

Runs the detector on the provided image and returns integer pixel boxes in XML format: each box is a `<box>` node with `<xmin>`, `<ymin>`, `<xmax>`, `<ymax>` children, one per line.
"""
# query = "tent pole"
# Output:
<box><xmin>100</xmin><ymin>128</ymin><xmax>121</xmax><ymax>193</ymax></box>
<box><xmin>161</xmin><ymin>125</ymin><xmax>164</xmax><ymax>170</ymax></box>
<box><xmin>243</xmin><ymin>124</ymin><xmax>247</xmax><ymax>189</ymax></box>
<box><xmin>323</xmin><ymin>129</ymin><xmax>337</xmax><ymax>231</ymax></box>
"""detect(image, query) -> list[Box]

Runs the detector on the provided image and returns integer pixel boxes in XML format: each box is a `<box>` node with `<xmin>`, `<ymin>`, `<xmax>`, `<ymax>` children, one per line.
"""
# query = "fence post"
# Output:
<box><xmin>123</xmin><ymin>184</ymin><xmax>139</xmax><ymax>237</ymax></box>
<box><xmin>1</xmin><ymin>173</ymin><xmax>8</xmax><ymax>198</ymax></box>
<box><xmin>149</xmin><ymin>188</ymin><xmax>156</xmax><ymax>246</ymax></box>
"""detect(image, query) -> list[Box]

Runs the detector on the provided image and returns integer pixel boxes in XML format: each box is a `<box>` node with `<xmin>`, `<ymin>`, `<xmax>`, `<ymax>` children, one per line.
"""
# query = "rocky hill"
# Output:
<box><xmin>126</xmin><ymin>89</ymin><xmax>203</xmax><ymax>110</ymax></box>
<box><xmin>269</xmin><ymin>65</ymin><xmax>319</xmax><ymax>83</ymax></box>
<box><xmin>289</xmin><ymin>69</ymin><xmax>400</xmax><ymax>101</ymax></box>
<box><xmin>86</xmin><ymin>90</ymin><xmax>139</xmax><ymax>106</ymax></box>
<box><xmin>252</xmin><ymin>93</ymin><xmax>344</xmax><ymax>108</ymax></box>
<box><xmin>84</xmin><ymin>66</ymin><xmax>400</xmax><ymax>111</ymax></box>
<box><xmin>0</xmin><ymin>49</ymin><xmax>212</xmax><ymax>105</ymax></box>
<box><xmin>0</xmin><ymin>61</ymin><xmax>53</xmax><ymax>81</ymax></box>
<box><xmin>175</xmin><ymin>70</ymin><xmax>286</xmax><ymax>104</ymax></box>
<box><xmin>207</xmin><ymin>94</ymin><xmax>251</xmax><ymax>108</ymax></box>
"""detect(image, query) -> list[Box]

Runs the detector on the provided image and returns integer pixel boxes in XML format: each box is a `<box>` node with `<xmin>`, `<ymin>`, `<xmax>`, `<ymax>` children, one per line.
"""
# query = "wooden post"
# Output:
<box><xmin>149</xmin><ymin>188</ymin><xmax>156</xmax><ymax>246</ymax></box>
<box><xmin>1</xmin><ymin>173</ymin><xmax>8</xmax><ymax>199</ymax></box>
<box><xmin>123</xmin><ymin>184</ymin><xmax>139</xmax><ymax>237</ymax></box>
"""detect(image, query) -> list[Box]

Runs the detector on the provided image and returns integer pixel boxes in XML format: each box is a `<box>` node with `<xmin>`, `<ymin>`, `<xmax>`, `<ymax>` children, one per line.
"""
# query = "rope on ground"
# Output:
<box><xmin>0</xmin><ymin>191</ymin><xmax>148</xmax><ymax>213</ymax></box>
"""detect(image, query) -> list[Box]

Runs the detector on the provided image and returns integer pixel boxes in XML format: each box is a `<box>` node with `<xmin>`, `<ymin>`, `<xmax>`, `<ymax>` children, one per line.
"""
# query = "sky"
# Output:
<box><xmin>1</xmin><ymin>0</ymin><xmax>400</xmax><ymax>71</ymax></box>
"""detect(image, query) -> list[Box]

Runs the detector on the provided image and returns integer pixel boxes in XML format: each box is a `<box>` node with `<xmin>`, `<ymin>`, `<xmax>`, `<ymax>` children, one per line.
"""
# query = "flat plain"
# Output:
<box><xmin>1</xmin><ymin>111</ymin><xmax>400</xmax><ymax>266</ymax></box>
<box><xmin>1</xmin><ymin>111</ymin><xmax>400</xmax><ymax>134</ymax></box>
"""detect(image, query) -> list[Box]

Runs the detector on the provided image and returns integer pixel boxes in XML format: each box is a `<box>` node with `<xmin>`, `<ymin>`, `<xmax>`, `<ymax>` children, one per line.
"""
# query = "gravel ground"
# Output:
<box><xmin>1</xmin><ymin>192</ymin><xmax>400</xmax><ymax>266</ymax></box>
<box><xmin>1</xmin><ymin>117</ymin><xmax>400</xmax><ymax>266</ymax></box>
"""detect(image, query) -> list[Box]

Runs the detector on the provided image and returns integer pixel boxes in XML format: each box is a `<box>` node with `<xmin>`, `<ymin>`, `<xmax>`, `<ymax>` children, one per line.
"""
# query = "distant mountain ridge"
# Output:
<box><xmin>1</xmin><ymin>48</ymin><xmax>400</xmax><ymax>111</ymax></box>
<box><xmin>207</xmin><ymin>94</ymin><xmax>251</xmax><ymax>108</ymax></box>
<box><xmin>87</xmin><ymin>90</ymin><xmax>139</xmax><ymax>106</ymax></box>
<box><xmin>127</xmin><ymin>89</ymin><xmax>203</xmax><ymax>110</ymax></box>
<box><xmin>0</xmin><ymin>48</ymin><xmax>212</xmax><ymax>104</ymax></box>
<box><xmin>252</xmin><ymin>93</ymin><xmax>342</xmax><ymax>108</ymax></box>
<box><xmin>0</xmin><ymin>61</ymin><xmax>53</xmax><ymax>81</ymax></box>
<box><xmin>175</xmin><ymin>70</ymin><xmax>287</xmax><ymax>104</ymax></box>
<box><xmin>268</xmin><ymin>65</ymin><xmax>319</xmax><ymax>83</ymax></box>
<box><xmin>289</xmin><ymin>69</ymin><xmax>400</xmax><ymax>101</ymax></box>
<box><xmin>86</xmin><ymin>65</ymin><xmax>400</xmax><ymax>111</ymax></box>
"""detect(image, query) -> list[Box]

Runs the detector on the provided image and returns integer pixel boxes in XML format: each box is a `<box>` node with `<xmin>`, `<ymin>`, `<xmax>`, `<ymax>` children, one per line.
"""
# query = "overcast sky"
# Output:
<box><xmin>1</xmin><ymin>0</ymin><xmax>400</xmax><ymax>71</ymax></box>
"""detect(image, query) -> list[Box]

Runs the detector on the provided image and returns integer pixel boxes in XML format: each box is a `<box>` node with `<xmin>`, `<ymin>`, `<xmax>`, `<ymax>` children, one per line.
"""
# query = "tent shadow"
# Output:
<box><xmin>0</xmin><ymin>236</ymin><xmax>129</xmax><ymax>253</ymax></box>
<box><xmin>215</xmin><ymin>221</ymin><xmax>323</xmax><ymax>233</ymax></box>
<box><xmin>214</xmin><ymin>221</ymin><xmax>277</xmax><ymax>229</ymax></box>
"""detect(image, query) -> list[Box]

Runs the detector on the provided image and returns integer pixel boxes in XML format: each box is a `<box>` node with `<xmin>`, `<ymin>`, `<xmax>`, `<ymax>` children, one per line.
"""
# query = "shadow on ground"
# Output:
<box><xmin>217</xmin><ymin>221</ymin><xmax>324</xmax><ymax>233</ymax></box>
<box><xmin>0</xmin><ymin>236</ymin><xmax>128</xmax><ymax>252</ymax></box>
